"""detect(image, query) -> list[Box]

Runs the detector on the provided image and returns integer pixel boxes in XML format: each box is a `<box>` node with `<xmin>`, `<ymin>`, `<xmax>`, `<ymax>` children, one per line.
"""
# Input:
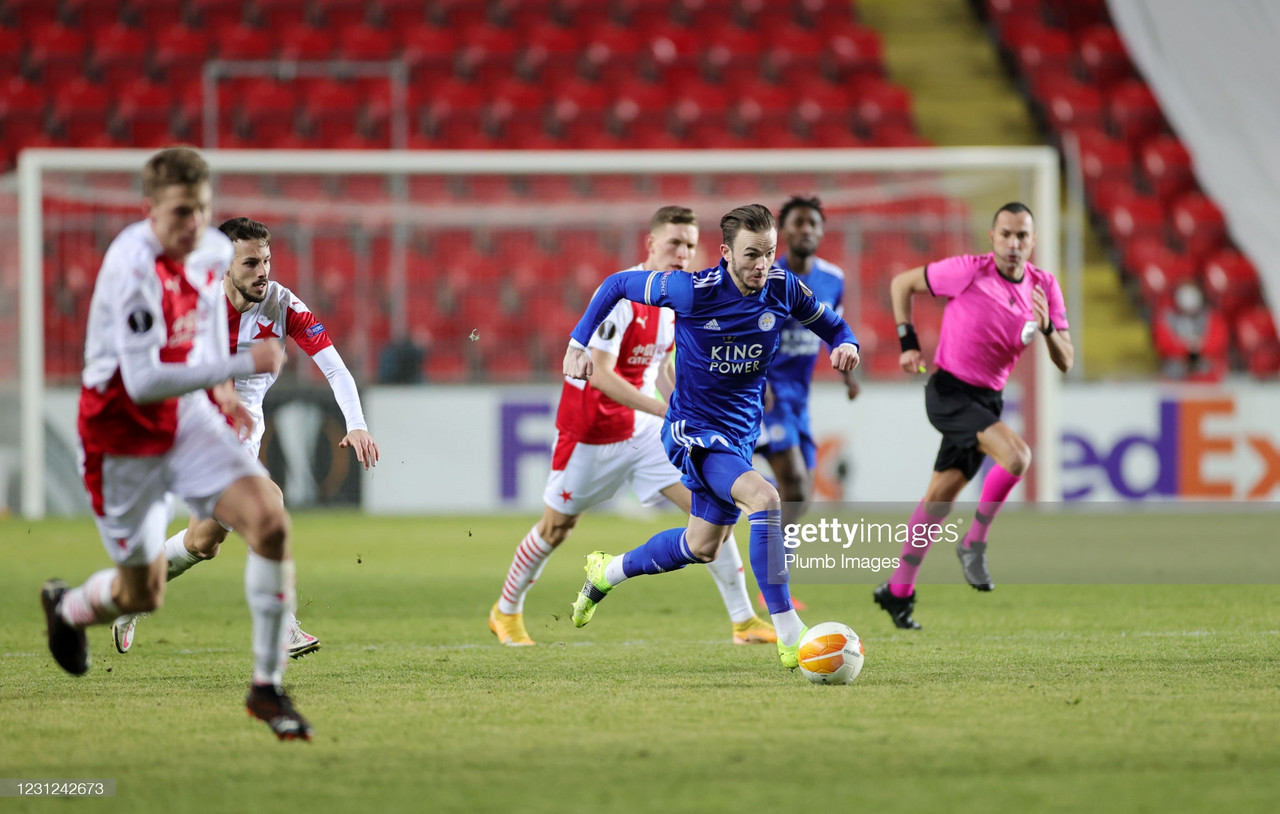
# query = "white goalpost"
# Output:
<box><xmin>17</xmin><ymin>147</ymin><xmax>1060</xmax><ymax>518</ymax></box>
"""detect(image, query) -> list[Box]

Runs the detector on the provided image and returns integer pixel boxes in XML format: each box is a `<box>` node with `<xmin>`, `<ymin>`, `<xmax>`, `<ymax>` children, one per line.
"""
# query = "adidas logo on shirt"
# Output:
<box><xmin>702</xmin><ymin>319</ymin><xmax>722</xmax><ymax>331</ymax></box>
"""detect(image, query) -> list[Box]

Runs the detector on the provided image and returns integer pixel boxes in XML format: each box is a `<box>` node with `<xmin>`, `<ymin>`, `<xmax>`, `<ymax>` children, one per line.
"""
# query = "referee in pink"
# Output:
<box><xmin>875</xmin><ymin>202</ymin><xmax>1074</xmax><ymax>629</ymax></box>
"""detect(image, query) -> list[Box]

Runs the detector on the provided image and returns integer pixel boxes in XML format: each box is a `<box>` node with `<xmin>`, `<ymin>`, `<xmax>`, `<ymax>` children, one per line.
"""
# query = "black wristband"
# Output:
<box><xmin>897</xmin><ymin>323</ymin><xmax>920</xmax><ymax>353</ymax></box>
<box><xmin>1041</xmin><ymin>322</ymin><xmax>1056</xmax><ymax>336</ymax></box>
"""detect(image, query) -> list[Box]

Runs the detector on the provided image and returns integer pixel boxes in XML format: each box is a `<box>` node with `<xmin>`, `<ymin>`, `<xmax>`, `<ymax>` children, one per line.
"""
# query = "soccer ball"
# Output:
<box><xmin>797</xmin><ymin>622</ymin><xmax>865</xmax><ymax>685</ymax></box>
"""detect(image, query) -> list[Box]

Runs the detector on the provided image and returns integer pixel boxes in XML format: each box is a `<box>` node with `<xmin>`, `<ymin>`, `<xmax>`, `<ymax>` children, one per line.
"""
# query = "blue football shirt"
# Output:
<box><xmin>569</xmin><ymin>260</ymin><xmax>858</xmax><ymax>450</ymax></box>
<box><xmin>766</xmin><ymin>255</ymin><xmax>846</xmax><ymax>407</ymax></box>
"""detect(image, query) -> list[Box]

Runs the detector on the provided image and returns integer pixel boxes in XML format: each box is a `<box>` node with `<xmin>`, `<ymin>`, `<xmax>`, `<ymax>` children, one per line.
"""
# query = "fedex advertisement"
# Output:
<box><xmin>1059</xmin><ymin>385</ymin><xmax>1280</xmax><ymax>501</ymax></box>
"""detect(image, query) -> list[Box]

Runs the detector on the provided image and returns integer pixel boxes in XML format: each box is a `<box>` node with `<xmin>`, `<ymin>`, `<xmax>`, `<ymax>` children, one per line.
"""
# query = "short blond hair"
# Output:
<box><xmin>142</xmin><ymin>147</ymin><xmax>210</xmax><ymax>200</ymax></box>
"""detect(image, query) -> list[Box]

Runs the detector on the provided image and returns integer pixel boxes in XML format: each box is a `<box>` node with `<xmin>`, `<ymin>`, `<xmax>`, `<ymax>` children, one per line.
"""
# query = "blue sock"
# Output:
<box><xmin>749</xmin><ymin>509</ymin><xmax>793</xmax><ymax>614</ymax></box>
<box><xmin>622</xmin><ymin>528</ymin><xmax>698</xmax><ymax>577</ymax></box>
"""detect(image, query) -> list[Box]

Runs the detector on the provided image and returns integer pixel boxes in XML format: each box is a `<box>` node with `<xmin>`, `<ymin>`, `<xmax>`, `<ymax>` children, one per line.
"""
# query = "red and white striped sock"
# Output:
<box><xmin>498</xmin><ymin>527</ymin><xmax>554</xmax><ymax>615</ymax></box>
<box><xmin>58</xmin><ymin>568</ymin><xmax>120</xmax><ymax>627</ymax></box>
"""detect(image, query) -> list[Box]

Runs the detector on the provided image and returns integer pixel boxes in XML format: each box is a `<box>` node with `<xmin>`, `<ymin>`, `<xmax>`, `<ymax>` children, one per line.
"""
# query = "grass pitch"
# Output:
<box><xmin>1</xmin><ymin>511</ymin><xmax>1277</xmax><ymax>814</ymax></box>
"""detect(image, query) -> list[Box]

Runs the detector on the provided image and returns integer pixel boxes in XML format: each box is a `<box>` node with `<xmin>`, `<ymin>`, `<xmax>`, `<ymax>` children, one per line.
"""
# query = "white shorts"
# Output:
<box><xmin>543</xmin><ymin>415</ymin><xmax>681</xmax><ymax>515</ymax></box>
<box><xmin>81</xmin><ymin>394</ymin><xmax>270</xmax><ymax>567</ymax></box>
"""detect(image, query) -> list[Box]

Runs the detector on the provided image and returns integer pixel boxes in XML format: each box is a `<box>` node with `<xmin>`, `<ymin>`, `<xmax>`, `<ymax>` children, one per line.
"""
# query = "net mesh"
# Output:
<box><xmin>26</xmin><ymin>161</ymin><xmax>1038</xmax><ymax>388</ymax></box>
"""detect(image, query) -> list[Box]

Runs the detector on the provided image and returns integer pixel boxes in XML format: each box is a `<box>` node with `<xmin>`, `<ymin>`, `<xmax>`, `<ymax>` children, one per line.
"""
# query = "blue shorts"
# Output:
<box><xmin>759</xmin><ymin>397</ymin><xmax>816</xmax><ymax>470</ymax></box>
<box><xmin>662</xmin><ymin>423</ymin><xmax>754</xmax><ymax>526</ymax></box>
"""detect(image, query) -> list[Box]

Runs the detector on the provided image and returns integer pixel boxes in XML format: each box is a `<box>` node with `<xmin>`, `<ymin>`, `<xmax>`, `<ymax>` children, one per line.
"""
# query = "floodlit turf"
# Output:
<box><xmin>2</xmin><ymin>512</ymin><xmax>1277</xmax><ymax>814</ymax></box>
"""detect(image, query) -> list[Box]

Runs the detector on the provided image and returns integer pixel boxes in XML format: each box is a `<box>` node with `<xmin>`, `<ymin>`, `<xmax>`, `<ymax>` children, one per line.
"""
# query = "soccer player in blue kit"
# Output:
<box><xmin>561</xmin><ymin>204</ymin><xmax>861</xmax><ymax>669</ymax></box>
<box><xmin>762</xmin><ymin>195</ymin><xmax>860</xmax><ymax>534</ymax></box>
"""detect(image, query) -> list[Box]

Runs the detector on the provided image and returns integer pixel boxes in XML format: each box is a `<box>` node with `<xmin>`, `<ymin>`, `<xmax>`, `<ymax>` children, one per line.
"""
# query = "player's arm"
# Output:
<box><xmin>789</xmin><ymin>280</ymin><xmax>859</xmax><ymax>373</ymax></box>
<box><xmin>588</xmin><ymin>348</ymin><xmax>668</xmax><ymax>418</ymax></box>
<box><xmin>309</xmin><ymin>346</ymin><xmax>380</xmax><ymax>469</ymax></box>
<box><xmin>831</xmin><ymin>298</ymin><xmax>860</xmax><ymax>401</ymax></box>
<box><xmin>285</xmin><ymin>297</ymin><xmax>380</xmax><ymax>469</ymax></box>
<box><xmin>889</xmin><ymin>265</ymin><xmax>931</xmax><ymax>375</ymax></box>
<box><xmin>655</xmin><ymin>353</ymin><xmax>675</xmax><ymax>402</ymax></box>
<box><xmin>1033</xmin><ymin>283</ymin><xmax>1074</xmax><ymax>373</ymax></box>
<box><xmin>565</xmin><ymin>270</ymin><xmax>692</xmax><ymax>380</ymax></box>
<box><xmin>115</xmin><ymin>266</ymin><xmax>281</xmax><ymax>403</ymax></box>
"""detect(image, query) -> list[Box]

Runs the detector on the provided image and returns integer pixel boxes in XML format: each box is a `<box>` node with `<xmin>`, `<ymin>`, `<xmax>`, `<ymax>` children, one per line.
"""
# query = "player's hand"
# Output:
<box><xmin>845</xmin><ymin>376</ymin><xmax>861</xmax><ymax>401</ymax></box>
<box><xmin>830</xmin><ymin>343</ymin><xmax>860</xmax><ymax>372</ymax></box>
<box><xmin>250</xmin><ymin>339</ymin><xmax>286</xmax><ymax>375</ymax></box>
<box><xmin>763</xmin><ymin>381</ymin><xmax>775</xmax><ymax>412</ymax></box>
<box><xmin>563</xmin><ymin>345</ymin><xmax>592</xmax><ymax>380</ymax></box>
<box><xmin>213</xmin><ymin>383</ymin><xmax>255</xmax><ymax>441</ymax></box>
<box><xmin>339</xmin><ymin>429</ymin><xmax>380</xmax><ymax>470</ymax></box>
<box><xmin>1032</xmin><ymin>284</ymin><xmax>1052</xmax><ymax>332</ymax></box>
<box><xmin>900</xmin><ymin>349</ymin><xmax>924</xmax><ymax>374</ymax></box>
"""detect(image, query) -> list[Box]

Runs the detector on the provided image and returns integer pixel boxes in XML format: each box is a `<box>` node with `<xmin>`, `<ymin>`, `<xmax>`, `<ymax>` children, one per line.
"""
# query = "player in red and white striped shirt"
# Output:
<box><xmin>112</xmin><ymin>217</ymin><xmax>378</xmax><ymax>659</ymax></box>
<box><xmin>40</xmin><ymin>149</ymin><xmax>312</xmax><ymax>740</ymax></box>
<box><xmin>490</xmin><ymin>206</ymin><xmax>775</xmax><ymax>646</ymax></box>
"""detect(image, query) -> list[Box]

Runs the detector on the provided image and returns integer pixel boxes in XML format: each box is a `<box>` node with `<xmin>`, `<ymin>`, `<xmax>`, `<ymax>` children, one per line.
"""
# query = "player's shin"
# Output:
<box><xmin>705</xmin><ymin>533</ymin><xmax>755</xmax><ymax>624</ymax></box>
<box><xmin>498</xmin><ymin>526</ymin><xmax>554</xmax><ymax>614</ymax></box>
<box><xmin>889</xmin><ymin>500</ymin><xmax>950</xmax><ymax>597</ymax></box>
<box><xmin>964</xmin><ymin>464</ymin><xmax>1021</xmax><ymax>546</ymax></box>
<box><xmin>164</xmin><ymin>529</ymin><xmax>204</xmax><ymax>580</ymax></box>
<box><xmin>57</xmin><ymin>568</ymin><xmax>120</xmax><ymax>627</ymax></box>
<box><xmin>245</xmin><ymin>552</ymin><xmax>293</xmax><ymax>687</ymax></box>
<box><xmin>620</xmin><ymin>528</ymin><xmax>699</xmax><ymax>578</ymax></box>
<box><xmin>748</xmin><ymin>510</ymin><xmax>804</xmax><ymax>645</ymax></box>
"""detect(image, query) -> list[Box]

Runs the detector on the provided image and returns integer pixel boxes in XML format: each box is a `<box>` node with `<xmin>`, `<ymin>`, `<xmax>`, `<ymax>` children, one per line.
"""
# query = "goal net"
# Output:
<box><xmin>11</xmin><ymin>148</ymin><xmax>1059</xmax><ymax>517</ymax></box>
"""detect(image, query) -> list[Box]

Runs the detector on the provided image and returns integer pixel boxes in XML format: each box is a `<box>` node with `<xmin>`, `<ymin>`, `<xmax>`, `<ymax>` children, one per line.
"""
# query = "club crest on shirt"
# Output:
<box><xmin>1020</xmin><ymin>319</ymin><xmax>1038</xmax><ymax>346</ymax></box>
<box><xmin>758</xmin><ymin>313</ymin><xmax>776</xmax><ymax>331</ymax></box>
<box><xmin>127</xmin><ymin>309</ymin><xmax>154</xmax><ymax>334</ymax></box>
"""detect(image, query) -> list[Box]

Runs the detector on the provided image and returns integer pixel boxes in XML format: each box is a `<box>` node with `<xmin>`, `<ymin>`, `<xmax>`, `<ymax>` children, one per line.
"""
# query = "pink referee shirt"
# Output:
<box><xmin>926</xmin><ymin>252</ymin><xmax>1069</xmax><ymax>391</ymax></box>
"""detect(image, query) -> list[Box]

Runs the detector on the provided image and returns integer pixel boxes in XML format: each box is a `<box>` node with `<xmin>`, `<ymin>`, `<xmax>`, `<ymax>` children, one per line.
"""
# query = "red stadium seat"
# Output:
<box><xmin>1107</xmin><ymin>196</ymin><xmax>1166</xmax><ymax>245</ymax></box>
<box><xmin>1067</xmin><ymin>126</ymin><xmax>1134</xmax><ymax>187</ymax></box>
<box><xmin>457</xmin><ymin>23</ymin><xmax>521</xmax><ymax>84</ymax></box>
<box><xmin>254</xmin><ymin>0</ymin><xmax>310</xmax><ymax>28</ymax></box>
<box><xmin>313</xmin><ymin>0</ymin><xmax>369</xmax><ymax>28</ymax></box>
<box><xmin>51</xmin><ymin>79</ymin><xmax>113</xmax><ymax>145</ymax></box>
<box><xmin>239</xmin><ymin>80</ymin><xmax>301</xmax><ymax>143</ymax></box>
<box><xmin>825</xmin><ymin>25</ymin><xmax>886</xmax><ymax>80</ymax></box>
<box><xmin>1043</xmin><ymin>0</ymin><xmax>1109</xmax><ymax>32</ymax></box>
<box><xmin>1042</xmin><ymin>78</ymin><xmax>1105</xmax><ymax>133</ymax></box>
<box><xmin>1168</xmin><ymin>191</ymin><xmax>1228</xmax><ymax>264</ymax></box>
<box><xmin>303</xmin><ymin>79</ymin><xmax>362</xmax><ymax>143</ymax></box>
<box><xmin>130</xmin><ymin>0</ymin><xmax>187</xmax><ymax>28</ymax></box>
<box><xmin>1133</xmin><ymin>248</ymin><xmax>1195</xmax><ymax>309</ymax></box>
<box><xmin>5</xmin><ymin>0</ymin><xmax>61</xmax><ymax>28</ymax></box>
<box><xmin>1139</xmin><ymin>134</ymin><xmax>1194</xmax><ymax>198</ymax></box>
<box><xmin>0</xmin><ymin>78</ymin><xmax>49</xmax><ymax>145</ymax></box>
<box><xmin>217</xmin><ymin>24</ymin><xmax>274</xmax><ymax>61</ymax></box>
<box><xmin>1201</xmin><ymin>248</ymin><xmax>1262</xmax><ymax>318</ymax></box>
<box><xmin>26</xmin><ymin>24</ymin><xmax>88</xmax><ymax>87</ymax></box>
<box><xmin>1232</xmin><ymin>305</ymin><xmax>1280</xmax><ymax>359</ymax></box>
<box><xmin>1106</xmin><ymin>78</ymin><xmax>1164</xmax><ymax>146</ymax></box>
<box><xmin>114</xmin><ymin>79</ymin><xmax>178</xmax><ymax>145</ymax></box>
<box><xmin>150</xmin><ymin>24</ymin><xmax>214</xmax><ymax>85</ymax></box>
<box><xmin>1014</xmin><ymin>25</ymin><xmax>1074</xmax><ymax>78</ymax></box>
<box><xmin>1076</xmin><ymin>24</ymin><xmax>1131</xmax><ymax>86</ymax></box>
<box><xmin>63</xmin><ymin>0</ymin><xmax>127</xmax><ymax>28</ymax></box>
<box><xmin>853</xmin><ymin>79</ymin><xmax>915</xmax><ymax>138</ymax></box>
<box><xmin>278</xmin><ymin>24</ymin><xmax>335</xmax><ymax>61</ymax></box>
<box><xmin>89</xmin><ymin>24</ymin><xmax>150</xmax><ymax>88</ymax></box>
<box><xmin>336</xmin><ymin>24</ymin><xmax>396</xmax><ymax>61</ymax></box>
<box><xmin>189</xmin><ymin>0</ymin><xmax>248</xmax><ymax>27</ymax></box>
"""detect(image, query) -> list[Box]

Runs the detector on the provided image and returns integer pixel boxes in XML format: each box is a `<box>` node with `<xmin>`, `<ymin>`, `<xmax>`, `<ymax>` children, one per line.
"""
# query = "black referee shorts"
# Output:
<box><xmin>924</xmin><ymin>368</ymin><xmax>1004</xmax><ymax>481</ymax></box>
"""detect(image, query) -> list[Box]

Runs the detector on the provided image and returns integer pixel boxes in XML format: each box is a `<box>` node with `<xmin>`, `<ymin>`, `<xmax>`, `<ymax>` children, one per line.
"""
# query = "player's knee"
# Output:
<box><xmin>538</xmin><ymin>516</ymin><xmax>577</xmax><ymax>546</ymax></box>
<box><xmin>1007</xmin><ymin>445</ymin><xmax>1033</xmax><ymax>477</ymax></box>
<box><xmin>243</xmin><ymin>505</ymin><xmax>291</xmax><ymax>557</ymax></box>
<box><xmin>190</xmin><ymin>521</ymin><xmax>229</xmax><ymax>559</ymax></box>
<box><xmin>120</xmin><ymin>580</ymin><xmax>165</xmax><ymax>614</ymax></box>
<box><xmin>687</xmin><ymin>539</ymin><xmax>719</xmax><ymax>563</ymax></box>
<box><xmin>742</xmin><ymin>484</ymin><xmax>781</xmax><ymax>515</ymax></box>
<box><xmin>776</xmin><ymin>472</ymin><xmax>808</xmax><ymax>503</ymax></box>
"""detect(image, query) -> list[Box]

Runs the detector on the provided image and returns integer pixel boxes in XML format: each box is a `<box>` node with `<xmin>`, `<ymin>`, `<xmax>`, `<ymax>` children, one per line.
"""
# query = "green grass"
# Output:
<box><xmin>1</xmin><ymin>512</ymin><xmax>1278</xmax><ymax>814</ymax></box>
